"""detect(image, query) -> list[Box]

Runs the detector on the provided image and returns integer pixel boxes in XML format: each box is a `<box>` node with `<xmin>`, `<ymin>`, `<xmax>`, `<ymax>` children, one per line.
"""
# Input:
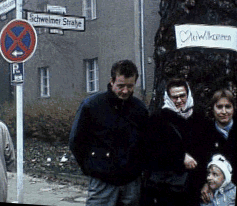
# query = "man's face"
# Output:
<box><xmin>213</xmin><ymin>97</ymin><xmax>234</xmax><ymax>127</ymax></box>
<box><xmin>207</xmin><ymin>166</ymin><xmax>225</xmax><ymax>191</ymax></box>
<box><xmin>169</xmin><ymin>86</ymin><xmax>188</xmax><ymax>110</ymax></box>
<box><xmin>110</xmin><ymin>74</ymin><xmax>136</xmax><ymax>100</ymax></box>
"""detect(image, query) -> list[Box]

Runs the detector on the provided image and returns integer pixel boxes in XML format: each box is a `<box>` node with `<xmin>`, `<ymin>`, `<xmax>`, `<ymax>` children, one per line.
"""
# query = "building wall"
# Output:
<box><xmin>22</xmin><ymin>0</ymin><xmax>139</xmax><ymax>104</ymax></box>
<box><xmin>97</xmin><ymin>0</ymin><xmax>139</xmax><ymax>90</ymax></box>
<box><xmin>23</xmin><ymin>0</ymin><xmax>87</xmax><ymax>103</ymax></box>
<box><xmin>0</xmin><ymin>59</ymin><xmax>11</xmax><ymax>104</ymax></box>
<box><xmin>143</xmin><ymin>0</ymin><xmax>161</xmax><ymax>101</ymax></box>
<box><xmin>0</xmin><ymin>0</ymin><xmax>160</xmax><ymax>106</ymax></box>
<box><xmin>0</xmin><ymin>9</ymin><xmax>15</xmax><ymax>104</ymax></box>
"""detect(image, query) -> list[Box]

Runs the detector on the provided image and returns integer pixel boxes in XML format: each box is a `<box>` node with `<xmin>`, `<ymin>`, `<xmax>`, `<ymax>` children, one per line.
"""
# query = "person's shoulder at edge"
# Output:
<box><xmin>148</xmin><ymin>108</ymin><xmax>165</xmax><ymax>127</ymax></box>
<box><xmin>0</xmin><ymin>120</ymin><xmax>10</xmax><ymax>131</ymax></box>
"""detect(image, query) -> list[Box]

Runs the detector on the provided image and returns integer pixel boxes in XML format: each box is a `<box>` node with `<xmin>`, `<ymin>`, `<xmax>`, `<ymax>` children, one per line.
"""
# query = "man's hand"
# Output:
<box><xmin>201</xmin><ymin>183</ymin><xmax>213</xmax><ymax>204</ymax></box>
<box><xmin>184</xmin><ymin>153</ymin><xmax>197</xmax><ymax>169</ymax></box>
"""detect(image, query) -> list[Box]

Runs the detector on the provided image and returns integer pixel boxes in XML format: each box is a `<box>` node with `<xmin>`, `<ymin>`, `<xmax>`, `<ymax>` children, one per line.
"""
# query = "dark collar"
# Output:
<box><xmin>161</xmin><ymin>108</ymin><xmax>194</xmax><ymax>123</ymax></box>
<box><xmin>106</xmin><ymin>83</ymin><xmax>133</xmax><ymax>110</ymax></box>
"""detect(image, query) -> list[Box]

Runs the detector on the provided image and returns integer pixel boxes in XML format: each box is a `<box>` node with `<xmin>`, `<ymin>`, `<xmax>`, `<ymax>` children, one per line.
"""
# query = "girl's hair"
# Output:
<box><xmin>210</xmin><ymin>89</ymin><xmax>236</xmax><ymax>110</ymax></box>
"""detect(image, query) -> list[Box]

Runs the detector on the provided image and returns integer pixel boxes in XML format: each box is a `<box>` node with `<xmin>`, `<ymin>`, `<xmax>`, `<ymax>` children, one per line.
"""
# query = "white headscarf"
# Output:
<box><xmin>162</xmin><ymin>83</ymin><xmax>194</xmax><ymax>119</ymax></box>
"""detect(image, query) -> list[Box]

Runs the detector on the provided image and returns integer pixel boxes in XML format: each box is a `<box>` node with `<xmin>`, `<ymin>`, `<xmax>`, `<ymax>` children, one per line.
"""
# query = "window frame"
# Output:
<box><xmin>85</xmin><ymin>58</ymin><xmax>99</xmax><ymax>93</ymax></box>
<box><xmin>40</xmin><ymin>67</ymin><xmax>50</xmax><ymax>98</ymax></box>
<box><xmin>82</xmin><ymin>0</ymin><xmax>96</xmax><ymax>20</ymax></box>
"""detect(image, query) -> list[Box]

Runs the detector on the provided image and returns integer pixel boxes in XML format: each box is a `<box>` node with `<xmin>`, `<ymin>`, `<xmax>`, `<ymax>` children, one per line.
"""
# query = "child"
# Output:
<box><xmin>201</xmin><ymin>154</ymin><xmax>236</xmax><ymax>206</ymax></box>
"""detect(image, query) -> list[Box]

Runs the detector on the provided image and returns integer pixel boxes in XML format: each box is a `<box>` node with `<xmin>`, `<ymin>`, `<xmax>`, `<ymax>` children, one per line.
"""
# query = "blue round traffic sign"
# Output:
<box><xmin>0</xmin><ymin>19</ymin><xmax>37</xmax><ymax>63</ymax></box>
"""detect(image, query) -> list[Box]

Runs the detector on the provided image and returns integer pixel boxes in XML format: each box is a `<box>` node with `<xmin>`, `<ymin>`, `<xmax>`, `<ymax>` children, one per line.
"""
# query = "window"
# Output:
<box><xmin>40</xmin><ymin>67</ymin><xmax>50</xmax><ymax>98</ymax></box>
<box><xmin>85</xmin><ymin>58</ymin><xmax>99</xmax><ymax>93</ymax></box>
<box><xmin>83</xmin><ymin>0</ymin><xmax>96</xmax><ymax>20</ymax></box>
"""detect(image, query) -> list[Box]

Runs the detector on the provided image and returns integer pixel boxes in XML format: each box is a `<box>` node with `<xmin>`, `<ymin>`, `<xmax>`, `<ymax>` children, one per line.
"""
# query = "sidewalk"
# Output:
<box><xmin>7</xmin><ymin>172</ymin><xmax>87</xmax><ymax>206</ymax></box>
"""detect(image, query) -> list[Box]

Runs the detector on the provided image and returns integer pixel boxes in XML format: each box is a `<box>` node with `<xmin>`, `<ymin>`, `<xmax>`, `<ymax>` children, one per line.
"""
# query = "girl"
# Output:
<box><xmin>201</xmin><ymin>154</ymin><xmax>236</xmax><ymax>206</ymax></box>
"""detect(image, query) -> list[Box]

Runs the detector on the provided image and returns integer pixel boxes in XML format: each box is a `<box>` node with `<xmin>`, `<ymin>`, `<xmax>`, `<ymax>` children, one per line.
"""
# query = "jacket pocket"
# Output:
<box><xmin>85</xmin><ymin>146</ymin><xmax>115</xmax><ymax>176</ymax></box>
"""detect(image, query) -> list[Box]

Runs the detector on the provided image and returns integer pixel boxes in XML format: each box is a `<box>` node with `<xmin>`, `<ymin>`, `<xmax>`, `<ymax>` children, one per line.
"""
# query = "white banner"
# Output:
<box><xmin>175</xmin><ymin>24</ymin><xmax>237</xmax><ymax>51</ymax></box>
<box><xmin>27</xmin><ymin>11</ymin><xmax>85</xmax><ymax>31</ymax></box>
<box><xmin>0</xmin><ymin>0</ymin><xmax>15</xmax><ymax>15</ymax></box>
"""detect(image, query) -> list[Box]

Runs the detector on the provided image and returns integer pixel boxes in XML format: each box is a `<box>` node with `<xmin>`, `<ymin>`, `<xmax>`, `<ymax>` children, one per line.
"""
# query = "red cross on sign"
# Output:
<box><xmin>0</xmin><ymin>19</ymin><xmax>37</xmax><ymax>63</ymax></box>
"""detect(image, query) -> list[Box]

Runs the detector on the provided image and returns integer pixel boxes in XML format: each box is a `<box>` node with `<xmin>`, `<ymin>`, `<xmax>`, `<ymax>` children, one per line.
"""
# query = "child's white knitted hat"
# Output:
<box><xmin>208</xmin><ymin>154</ymin><xmax>232</xmax><ymax>188</ymax></box>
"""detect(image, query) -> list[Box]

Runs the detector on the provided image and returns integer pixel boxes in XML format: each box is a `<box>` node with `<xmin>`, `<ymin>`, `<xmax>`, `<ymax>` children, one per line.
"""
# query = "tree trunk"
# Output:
<box><xmin>150</xmin><ymin>0</ymin><xmax>237</xmax><ymax>115</ymax></box>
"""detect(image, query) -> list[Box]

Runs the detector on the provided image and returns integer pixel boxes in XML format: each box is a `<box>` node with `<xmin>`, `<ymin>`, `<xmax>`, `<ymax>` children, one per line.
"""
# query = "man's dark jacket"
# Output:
<box><xmin>69</xmin><ymin>85</ymin><xmax>148</xmax><ymax>186</ymax></box>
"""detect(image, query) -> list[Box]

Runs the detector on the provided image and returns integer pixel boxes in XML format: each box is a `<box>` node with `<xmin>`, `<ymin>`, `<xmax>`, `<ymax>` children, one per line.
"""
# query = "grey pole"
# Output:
<box><xmin>140</xmin><ymin>0</ymin><xmax>146</xmax><ymax>99</ymax></box>
<box><xmin>16</xmin><ymin>0</ymin><xmax>24</xmax><ymax>203</ymax></box>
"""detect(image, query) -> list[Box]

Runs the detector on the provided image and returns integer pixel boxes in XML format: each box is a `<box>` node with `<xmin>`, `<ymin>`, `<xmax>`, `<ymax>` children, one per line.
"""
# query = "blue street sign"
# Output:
<box><xmin>11</xmin><ymin>63</ymin><xmax>24</xmax><ymax>83</ymax></box>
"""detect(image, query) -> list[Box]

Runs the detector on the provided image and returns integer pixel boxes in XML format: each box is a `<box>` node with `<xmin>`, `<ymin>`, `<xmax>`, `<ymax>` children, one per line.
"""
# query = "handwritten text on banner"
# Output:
<box><xmin>175</xmin><ymin>24</ymin><xmax>237</xmax><ymax>51</ymax></box>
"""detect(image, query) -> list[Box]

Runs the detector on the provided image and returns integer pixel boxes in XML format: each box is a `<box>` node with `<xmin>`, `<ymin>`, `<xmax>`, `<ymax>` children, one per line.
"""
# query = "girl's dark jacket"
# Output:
<box><xmin>202</xmin><ymin>116</ymin><xmax>237</xmax><ymax>186</ymax></box>
<box><xmin>69</xmin><ymin>85</ymin><xmax>148</xmax><ymax>186</ymax></box>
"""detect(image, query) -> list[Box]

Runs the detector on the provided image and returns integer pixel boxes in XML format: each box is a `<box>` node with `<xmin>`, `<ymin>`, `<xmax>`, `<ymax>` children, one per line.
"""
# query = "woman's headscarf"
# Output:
<box><xmin>162</xmin><ymin>83</ymin><xmax>194</xmax><ymax>119</ymax></box>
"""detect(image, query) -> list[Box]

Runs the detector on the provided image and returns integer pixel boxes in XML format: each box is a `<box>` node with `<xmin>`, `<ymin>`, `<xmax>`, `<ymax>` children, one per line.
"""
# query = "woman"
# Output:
<box><xmin>143</xmin><ymin>78</ymin><xmax>208</xmax><ymax>206</ymax></box>
<box><xmin>201</xmin><ymin>89</ymin><xmax>237</xmax><ymax>204</ymax></box>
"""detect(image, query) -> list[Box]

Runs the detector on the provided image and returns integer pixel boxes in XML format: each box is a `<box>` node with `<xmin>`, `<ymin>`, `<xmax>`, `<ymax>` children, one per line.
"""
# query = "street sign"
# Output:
<box><xmin>11</xmin><ymin>62</ymin><xmax>24</xmax><ymax>83</ymax></box>
<box><xmin>0</xmin><ymin>0</ymin><xmax>15</xmax><ymax>16</ymax></box>
<box><xmin>0</xmin><ymin>19</ymin><xmax>37</xmax><ymax>63</ymax></box>
<box><xmin>26</xmin><ymin>11</ymin><xmax>85</xmax><ymax>31</ymax></box>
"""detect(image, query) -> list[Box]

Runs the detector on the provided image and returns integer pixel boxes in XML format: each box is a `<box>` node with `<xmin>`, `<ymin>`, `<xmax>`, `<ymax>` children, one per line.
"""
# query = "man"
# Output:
<box><xmin>0</xmin><ymin>121</ymin><xmax>15</xmax><ymax>202</ymax></box>
<box><xmin>146</xmin><ymin>78</ymin><xmax>208</xmax><ymax>206</ymax></box>
<box><xmin>69</xmin><ymin>60</ymin><xmax>148</xmax><ymax>206</ymax></box>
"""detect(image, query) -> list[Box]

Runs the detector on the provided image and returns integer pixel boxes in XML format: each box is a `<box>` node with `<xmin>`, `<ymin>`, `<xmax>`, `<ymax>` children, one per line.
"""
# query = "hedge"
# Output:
<box><xmin>0</xmin><ymin>94</ymin><xmax>87</xmax><ymax>143</ymax></box>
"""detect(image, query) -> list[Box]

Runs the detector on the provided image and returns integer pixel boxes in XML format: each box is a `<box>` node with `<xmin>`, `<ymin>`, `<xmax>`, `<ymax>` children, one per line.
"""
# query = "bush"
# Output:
<box><xmin>0</xmin><ymin>94</ymin><xmax>87</xmax><ymax>143</ymax></box>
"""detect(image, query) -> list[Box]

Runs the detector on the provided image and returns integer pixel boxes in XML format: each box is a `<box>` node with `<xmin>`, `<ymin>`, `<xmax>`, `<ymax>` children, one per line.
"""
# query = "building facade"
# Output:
<box><xmin>0</xmin><ymin>0</ymin><xmax>160</xmax><ymax>105</ymax></box>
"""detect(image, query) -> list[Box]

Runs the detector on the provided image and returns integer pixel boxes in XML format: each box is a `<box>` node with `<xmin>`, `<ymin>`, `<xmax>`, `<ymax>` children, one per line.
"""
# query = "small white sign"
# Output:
<box><xmin>47</xmin><ymin>5</ymin><xmax>66</xmax><ymax>35</ymax></box>
<box><xmin>11</xmin><ymin>63</ymin><xmax>24</xmax><ymax>83</ymax></box>
<box><xmin>0</xmin><ymin>0</ymin><xmax>16</xmax><ymax>15</ymax></box>
<box><xmin>27</xmin><ymin>11</ymin><xmax>85</xmax><ymax>31</ymax></box>
<box><xmin>47</xmin><ymin>5</ymin><xmax>66</xmax><ymax>14</ymax></box>
<box><xmin>175</xmin><ymin>24</ymin><xmax>237</xmax><ymax>51</ymax></box>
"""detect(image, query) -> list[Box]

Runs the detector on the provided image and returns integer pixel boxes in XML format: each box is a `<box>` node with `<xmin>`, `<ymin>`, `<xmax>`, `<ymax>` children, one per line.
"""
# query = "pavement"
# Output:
<box><xmin>7</xmin><ymin>172</ymin><xmax>87</xmax><ymax>206</ymax></box>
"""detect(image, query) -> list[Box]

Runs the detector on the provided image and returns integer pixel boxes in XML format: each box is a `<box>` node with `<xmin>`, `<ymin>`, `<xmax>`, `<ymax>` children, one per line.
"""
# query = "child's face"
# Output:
<box><xmin>207</xmin><ymin>165</ymin><xmax>225</xmax><ymax>191</ymax></box>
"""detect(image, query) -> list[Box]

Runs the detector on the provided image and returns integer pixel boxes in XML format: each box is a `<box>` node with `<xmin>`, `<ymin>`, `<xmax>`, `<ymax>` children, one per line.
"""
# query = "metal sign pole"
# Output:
<box><xmin>16</xmin><ymin>0</ymin><xmax>23</xmax><ymax>203</ymax></box>
<box><xmin>16</xmin><ymin>80</ymin><xmax>23</xmax><ymax>203</ymax></box>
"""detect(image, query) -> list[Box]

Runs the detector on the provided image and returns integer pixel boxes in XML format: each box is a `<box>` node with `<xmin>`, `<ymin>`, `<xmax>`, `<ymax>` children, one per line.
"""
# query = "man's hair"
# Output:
<box><xmin>111</xmin><ymin>60</ymin><xmax>139</xmax><ymax>82</ymax></box>
<box><xmin>166</xmin><ymin>78</ymin><xmax>188</xmax><ymax>96</ymax></box>
<box><xmin>210</xmin><ymin>89</ymin><xmax>236</xmax><ymax>110</ymax></box>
